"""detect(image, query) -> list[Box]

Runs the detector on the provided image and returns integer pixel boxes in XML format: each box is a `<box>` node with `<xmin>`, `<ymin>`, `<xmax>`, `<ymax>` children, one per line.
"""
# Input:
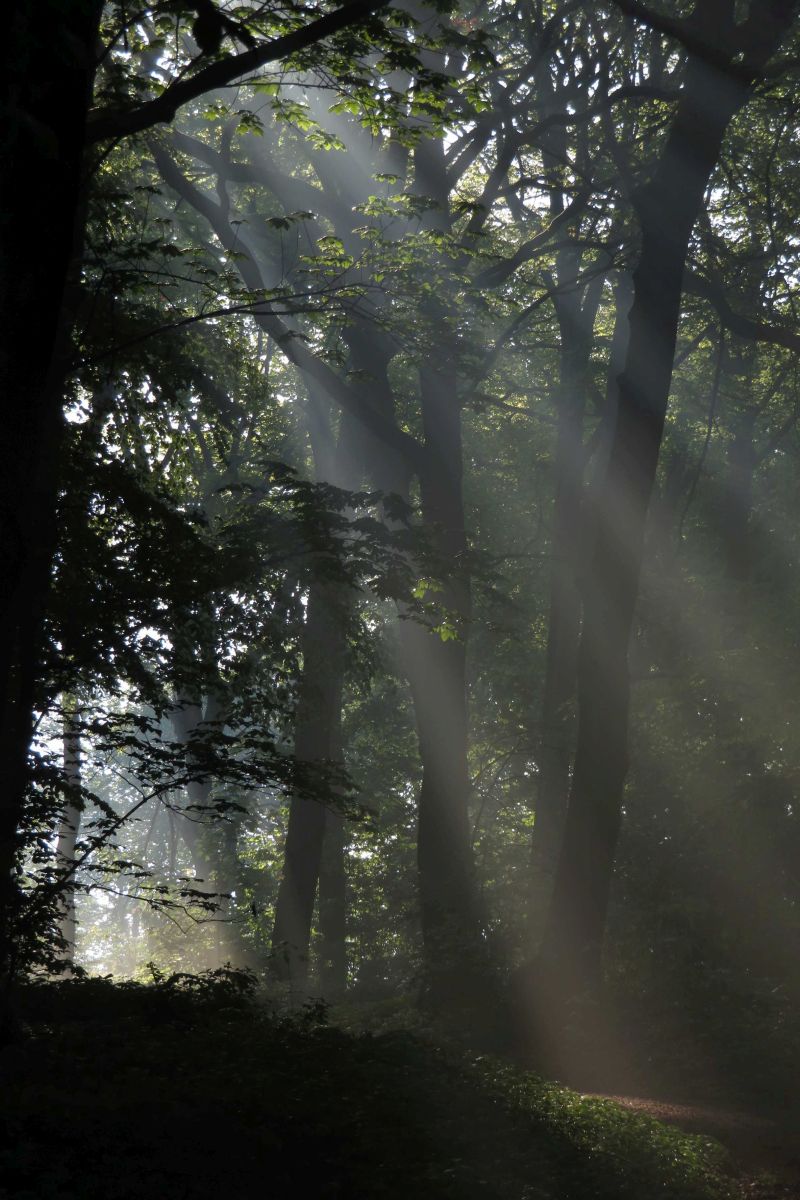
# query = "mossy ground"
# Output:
<box><xmin>0</xmin><ymin>975</ymin><xmax>740</xmax><ymax>1200</ymax></box>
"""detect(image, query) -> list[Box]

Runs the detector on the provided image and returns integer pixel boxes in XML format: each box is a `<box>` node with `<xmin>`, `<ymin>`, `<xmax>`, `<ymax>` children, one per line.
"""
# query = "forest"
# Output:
<box><xmin>1</xmin><ymin>0</ymin><xmax>800</xmax><ymax>1195</ymax></box>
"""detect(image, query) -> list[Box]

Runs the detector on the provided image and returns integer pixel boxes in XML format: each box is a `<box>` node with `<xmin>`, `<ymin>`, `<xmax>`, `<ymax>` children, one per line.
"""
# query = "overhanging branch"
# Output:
<box><xmin>685</xmin><ymin>271</ymin><xmax>800</xmax><ymax>357</ymax></box>
<box><xmin>88</xmin><ymin>0</ymin><xmax>393</xmax><ymax>143</ymax></box>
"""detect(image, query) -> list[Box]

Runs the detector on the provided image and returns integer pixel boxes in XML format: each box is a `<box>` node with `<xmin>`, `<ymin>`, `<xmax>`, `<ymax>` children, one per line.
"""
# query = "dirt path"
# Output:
<box><xmin>591</xmin><ymin>1093</ymin><xmax>800</xmax><ymax>1197</ymax></box>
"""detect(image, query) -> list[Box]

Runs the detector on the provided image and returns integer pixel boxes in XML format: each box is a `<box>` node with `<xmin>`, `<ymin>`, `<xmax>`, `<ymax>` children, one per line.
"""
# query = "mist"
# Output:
<box><xmin>2</xmin><ymin>1</ymin><xmax>800</xmax><ymax>1196</ymax></box>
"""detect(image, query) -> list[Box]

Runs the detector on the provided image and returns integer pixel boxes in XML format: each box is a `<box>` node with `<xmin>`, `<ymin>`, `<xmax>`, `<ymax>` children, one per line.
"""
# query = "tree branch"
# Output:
<box><xmin>475</xmin><ymin>188</ymin><xmax>592</xmax><ymax>288</ymax></box>
<box><xmin>685</xmin><ymin>271</ymin><xmax>800</xmax><ymax>357</ymax></box>
<box><xmin>88</xmin><ymin>0</ymin><xmax>394</xmax><ymax>144</ymax></box>
<box><xmin>151</xmin><ymin>140</ymin><xmax>424</xmax><ymax>472</ymax></box>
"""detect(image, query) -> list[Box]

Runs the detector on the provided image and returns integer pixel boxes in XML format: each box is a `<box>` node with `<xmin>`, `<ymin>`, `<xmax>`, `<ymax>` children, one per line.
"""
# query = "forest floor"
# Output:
<box><xmin>0</xmin><ymin>976</ymin><xmax>794</xmax><ymax>1200</ymax></box>
<box><xmin>589</xmin><ymin>1093</ymin><xmax>800</xmax><ymax>1199</ymax></box>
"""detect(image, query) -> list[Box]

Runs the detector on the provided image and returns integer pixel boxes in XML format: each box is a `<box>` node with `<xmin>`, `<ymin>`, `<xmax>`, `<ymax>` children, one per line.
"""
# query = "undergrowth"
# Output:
<box><xmin>0</xmin><ymin>973</ymin><xmax>736</xmax><ymax>1200</ymax></box>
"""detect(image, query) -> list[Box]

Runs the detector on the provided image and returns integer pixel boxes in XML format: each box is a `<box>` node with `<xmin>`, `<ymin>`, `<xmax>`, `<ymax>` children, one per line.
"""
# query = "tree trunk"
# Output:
<box><xmin>399</xmin><ymin>124</ymin><xmax>488</xmax><ymax>1008</ymax></box>
<box><xmin>270</xmin><ymin>577</ymin><xmax>348</xmax><ymax>989</ymax></box>
<box><xmin>318</xmin><ymin>808</ymin><xmax>347</xmax><ymax>996</ymax></box>
<box><xmin>405</xmin><ymin>355</ymin><xmax>485</xmax><ymax>1006</ymax></box>
<box><xmin>528</xmin><ymin>266</ymin><xmax>605</xmax><ymax>944</ymax></box>
<box><xmin>348</xmin><ymin>326</ymin><xmax>482</xmax><ymax>999</ymax></box>
<box><xmin>55</xmin><ymin>706</ymin><xmax>82</xmax><ymax>971</ymax></box>
<box><xmin>0</xmin><ymin>2</ymin><xmax>102</xmax><ymax>985</ymax></box>
<box><xmin>536</xmin><ymin>2</ymin><xmax>776</xmax><ymax>1004</ymax></box>
<box><xmin>271</xmin><ymin>400</ymin><xmax>358</xmax><ymax>992</ymax></box>
<box><xmin>512</xmin><ymin>48</ymin><xmax>611</xmax><ymax>952</ymax></box>
<box><xmin>171</xmin><ymin>691</ymin><xmax>252</xmax><ymax>969</ymax></box>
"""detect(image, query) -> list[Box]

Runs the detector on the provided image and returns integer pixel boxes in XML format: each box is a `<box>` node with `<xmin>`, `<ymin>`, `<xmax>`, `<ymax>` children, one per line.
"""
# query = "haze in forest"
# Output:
<box><xmin>2</xmin><ymin>1</ymin><xmax>800</xmax><ymax>1196</ymax></box>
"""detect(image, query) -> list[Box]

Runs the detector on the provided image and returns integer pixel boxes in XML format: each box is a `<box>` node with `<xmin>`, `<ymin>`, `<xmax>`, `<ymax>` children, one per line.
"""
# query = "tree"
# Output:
<box><xmin>535</xmin><ymin>0</ymin><xmax>800</xmax><ymax>1014</ymax></box>
<box><xmin>0</xmin><ymin>0</ymin><xmax>425</xmax><ymax>990</ymax></box>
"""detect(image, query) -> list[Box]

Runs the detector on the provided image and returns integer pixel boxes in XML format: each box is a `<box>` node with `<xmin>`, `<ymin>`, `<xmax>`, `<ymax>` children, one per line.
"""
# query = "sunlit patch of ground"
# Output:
<box><xmin>588</xmin><ymin>1094</ymin><xmax>800</xmax><ymax>1199</ymax></box>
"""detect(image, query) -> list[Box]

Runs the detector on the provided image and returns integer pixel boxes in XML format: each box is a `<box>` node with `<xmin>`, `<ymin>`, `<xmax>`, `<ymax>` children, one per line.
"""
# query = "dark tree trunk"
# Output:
<box><xmin>523</xmin><ymin>49</ymin><xmax>614</xmax><ymax>948</ymax></box>
<box><xmin>271</xmin><ymin>400</ymin><xmax>358</xmax><ymax>992</ymax></box>
<box><xmin>318</xmin><ymin>808</ymin><xmax>347</xmax><ymax>996</ymax></box>
<box><xmin>348</xmin><ymin>318</ymin><xmax>483</xmax><ymax>1006</ymax></box>
<box><xmin>55</xmin><ymin>707</ymin><xmax>82</xmax><ymax>971</ymax></box>
<box><xmin>270</xmin><ymin>578</ymin><xmax>348</xmax><ymax>989</ymax></box>
<box><xmin>536</xmin><ymin>0</ymin><xmax>793</xmax><ymax>1004</ymax></box>
<box><xmin>349</xmin><ymin>332</ymin><xmax>481</xmax><ymax>997</ymax></box>
<box><xmin>398</xmin><ymin>127</ymin><xmax>488</xmax><ymax>1009</ymax></box>
<box><xmin>170</xmin><ymin>700</ymin><xmax>220</xmax><ymax>889</ymax></box>
<box><xmin>0</xmin><ymin>0</ymin><xmax>102</xmax><ymax>983</ymax></box>
<box><xmin>401</xmin><ymin>604</ymin><xmax>477</xmax><ymax>1004</ymax></box>
<box><xmin>529</xmin><ymin>265</ymin><xmax>604</xmax><ymax>943</ymax></box>
<box><xmin>156</xmin><ymin>103</ymin><xmax>481</xmax><ymax>1004</ymax></box>
<box><xmin>409</xmin><ymin>465</ymin><xmax>485</xmax><ymax>1007</ymax></box>
<box><xmin>153</xmin><ymin>143</ymin><xmax>361</xmax><ymax>994</ymax></box>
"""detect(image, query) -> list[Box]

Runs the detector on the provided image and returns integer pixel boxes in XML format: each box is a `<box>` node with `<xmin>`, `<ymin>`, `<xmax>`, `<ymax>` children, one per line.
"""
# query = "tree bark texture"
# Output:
<box><xmin>415</xmin><ymin>364</ymin><xmax>474</xmax><ymax>961</ymax></box>
<box><xmin>523</xmin><ymin>51</ymin><xmax>612</xmax><ymax>950</ymax></box>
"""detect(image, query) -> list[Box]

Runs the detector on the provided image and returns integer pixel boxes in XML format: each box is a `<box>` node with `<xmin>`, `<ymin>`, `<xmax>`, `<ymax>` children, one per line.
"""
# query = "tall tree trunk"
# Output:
<box><xmin>401</xmin><ymin>127</ymin><xmax>487</xmax><ymax>1008</ymax></box>
<box><xmin>525</xmin><ymin>50</ymin><xmax>625</xmax><ymax>937</ymax></box>
<box><xmin>348</xmin><ymin>325</ymin><xmax>481</xmax><ymax>999</ymax></box>
<box><xmin>318</xmin><ymin>808</ymin><xmax>347</xmax><ymax>996</ymax></box>
<box><xmin>536</xmin><ymin>0</ymin><xmax>791</xmax><ymax>1003</ymax></box>
<box><xmin>170</xmin><ymin>700</ymin><xmax>219</xmax><ymax>877</ymax></box>
<box><xmin>270</xmin><ymin>578</ymin><xmax>348</xmax><ymax>989</ymax></box>
<box><xmin>271</xmin><ymin>401</ymin><xmax>358</xmax><ymax>992</ymax></box>
<box><xmin>528</xmin><ymin>265</ymin><xmax>604</xmax><ymax>944</ymax></box>
<box><xmin>0</xmin><ymin>2</ymin><xmax>102</xmax><ymax>986</ymax></box>
<box><xmin>171</xmin><ymin>691</ymin><xmax>250</xmax><ymax>969</ymax></box>
<box><xmin>55</xmin><ymin>706</ymin><xmax>82</xmax><ymax>971</ymax></box>
<box><xmin>403</xmin><ymin>370</ymin><xmax>480</xmax><ymax>1004</ymax></box>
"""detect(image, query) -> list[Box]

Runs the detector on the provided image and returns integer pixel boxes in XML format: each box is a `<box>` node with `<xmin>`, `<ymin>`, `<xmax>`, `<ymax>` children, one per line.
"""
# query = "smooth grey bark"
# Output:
<box><xmin>536</xmin><ymin>0</ymin><xmax>798</xmax><ymax>1004</ymax></box>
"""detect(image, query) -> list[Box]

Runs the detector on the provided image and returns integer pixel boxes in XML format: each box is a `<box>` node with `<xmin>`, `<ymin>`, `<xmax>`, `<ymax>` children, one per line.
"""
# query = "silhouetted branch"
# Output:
<box><xmin>88</xmin><ymin>0</ymin><xmax>394</xmax><ymax>143</ymax></box>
